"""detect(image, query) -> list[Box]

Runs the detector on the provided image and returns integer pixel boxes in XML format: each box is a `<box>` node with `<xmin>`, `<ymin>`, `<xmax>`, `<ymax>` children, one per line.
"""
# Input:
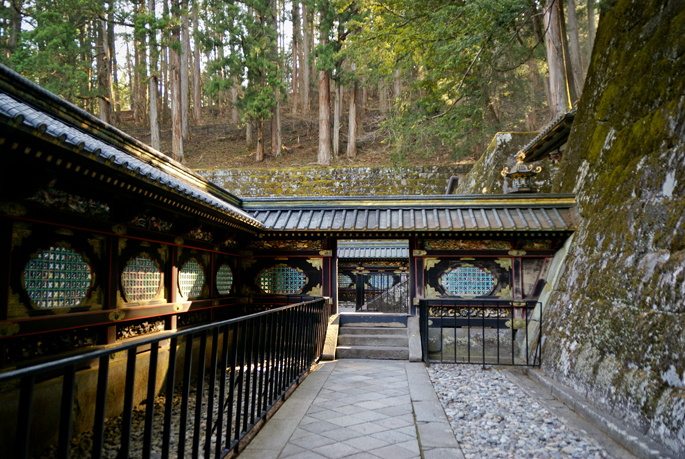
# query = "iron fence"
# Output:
<box><xmin>418</xmin><ymin>299</ymin><xmax>541</xmax><ymax>367</ymax></box>
<box><xmin>1</xmin><ymin>297</ymin><xmax>328</xmax><ymax>459</ymax></box>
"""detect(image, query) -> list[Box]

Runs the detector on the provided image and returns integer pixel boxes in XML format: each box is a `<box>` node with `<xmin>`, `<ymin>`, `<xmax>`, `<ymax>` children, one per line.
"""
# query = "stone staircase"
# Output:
<box><xmin>335</xmin><ymin>314</ymin><xmax>409</xmax><ymax>360</ymax></box>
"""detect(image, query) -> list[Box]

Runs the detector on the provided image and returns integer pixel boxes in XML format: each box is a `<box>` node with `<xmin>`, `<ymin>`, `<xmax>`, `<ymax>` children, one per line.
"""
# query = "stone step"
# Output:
<box><xmin>338</xmin><ymin>326</ymin><xmax>408</xmax><ymax>336</ymax></box>
<box><xmin>338</xmin><ymin>335</ymin><xmax>408</xmax><ymax>347</ymax></box>
<box><xmin>336</xmin><ymin>345</ymin><xmax>409</xmax><ymax>360</ymax></box>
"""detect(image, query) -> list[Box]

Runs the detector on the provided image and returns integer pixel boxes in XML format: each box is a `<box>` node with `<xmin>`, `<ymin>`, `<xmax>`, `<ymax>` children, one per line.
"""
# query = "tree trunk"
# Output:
<box><xmin>7</xmin><ymin>0</ymin><xmax>22</xmax><ymax>59</ymax></box>
<box><xmin>318</xmin><ymin>69</ymin><xmax>331</xmax><ymax>165</ymax></box>
<box><xmin>192</xmin><ymin>0</ymin><xmax>202</xmax><ymax>123</ymax></box>
<box><xmin>566</xmin><ymin>0</ymin><xmax>584</xmax><ymax>95</ymax></box>
<box><xmin>543</xmin><ymin>0</ymin><xmax>569</xmax><ymax>118</ymax></box>
<box><xmin>557</xmin><ymin>1</ymin><xmax>578</xmax><ymax>103</ymax></box>
<box><xmin>302</xmin><ymin>3</ymin><xmax>310</xmax><ymax>112</ymax></box>
<box><xmin>291</xmin><ymin>1</ymin><xmax>299</xmax><ymax>115</ymax></box>
<box><xmin>347</xmin><ymin>77</ymin><xmax>357</xmax><ymax>158</ymax></box>
<box><xmin>181</xmin><ymin>3</ymin><xmax>190</xmax><ymax>139</ymax></box>
<box><xmin>526</xmin><ymin>58</ymin><xmax>540</xmax><ymax>130</ymax></box>
<box><xmin>97</xmin><ymin>16</ymin><xmax>113</xmax><ymax>124</ymax></box>
<box><xmin>231</xmin><ymin>76</ymin><xmax>239</xmax><ymax>123</ymax></box>
<box><xmin>162</xmin><ymin>0</ymin><xmax>170</xmax><ymax>122</ymax></box>
<box><xmin>256</xmin><ymin>117</ymin><xmax>264</xmax><ymax>162</ymax></box>
<box><xmin>109</xmin><ymin>9</ymin><xmax>121</xmax><ymax>117</ymax></box>
<box><xmin>393</xmin><ymin>69</ymin><xmax>401</xmax><ymax>101</ymax></box>
<box><xmin>587</xmin><ymin>0</ymin><xmax>596</xmax><ymax>64</ymax></box>
<box><xmin>246</xmin><ymin>121</ymin><xmax>253</xmax><ymax>146</ymax></box>
<box><xmin>333</xmin><ymin>81</ymin><xmax>341</xmax><ymax>157</ymax></box>
<box><xmin>170</xmin><ymin>0</ymin><xmax>184</xmax><ymax>162</ymax></box>
<box><xmin>148</xmin><ymin>0</ymin><xmax>160</xmax><ymax>150</ymax></box>
<box><xmin>379</xmin><ymin>80</ymin><xmax>387</xmax><ymax>115</ymax></box>
<box><xmin>356</xmin><ymin>81</ymin><xmax>364</xmax><ymax>137</ymax></box>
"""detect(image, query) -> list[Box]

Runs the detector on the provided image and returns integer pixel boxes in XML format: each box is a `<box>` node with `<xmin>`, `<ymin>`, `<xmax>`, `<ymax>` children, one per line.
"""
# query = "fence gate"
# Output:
<box><xmin>355</xmin><ymin>272</ymin><xmax>409</xmax><ymax>313</ymax></box>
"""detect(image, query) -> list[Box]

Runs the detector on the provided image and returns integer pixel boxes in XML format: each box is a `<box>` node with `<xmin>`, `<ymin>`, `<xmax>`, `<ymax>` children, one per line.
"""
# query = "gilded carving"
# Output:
<box><xmin>496</xmin><ymin>285</ymin><xmax>513</xmax><ymax>299</ymax></box>
<box><xmin>505</xmin><ymin>319</ymin><xmax>526</xmax><ymax>329</ymax></box>
<box><xmin>307</xmin><ymin>258</ymin><xmax>323</xmax><ymax>270</ymax></box>
<box><xmin>55</xmin><ymin>228</ymin><xmax>74</xmax><ymax>236</ymax></box>
<box><xmin>0</xmin><ymin>201</ymin><xmax>26</xmax><ymax>217</ymax></box>
<box><xmin>319</xmin><ymin>250</ymin><xmax>333</xmax><ymax>256</ymax></box>
<box><xmin>508</xmin><ymin>250</ymin><xmax>527</xmax><ymax>256</ymax></box>
<box><xmin>87</xmin><ymin>236</ymin><xmax>105</xmax><ymax>258</ymax></box>
<box><xmin>109</xmin><ymin>310</ymin><xmax>126</xmax><ymax>321</ymax></box>
<box><xmin>495</xmin><ymin>258</ymin><xmax>512</xmax><ymax>270</ymax></box>
<box><xmin>519</xmin><ymin>239</ymin><xmax>552</xmax><ymax>250</ymax></box>
<box><xmin>425</xmin><ymin>285</ymin><xmax>441</xmax><ymax>299</ymax></box>
<box><xmin>157</xmin><ymin>246</ymin><xmax>168</xmax><ymax>263</ymax></box>
<box><xmin>7</xmin><ymin>288</ymin><xmax>25</xmax><ymax>317</ymax></box>
<box><xmin>424</xmin><ymin>239</ymin><xmax>512</xmax><ymax>250</ymax></box>
<box><xmin>275</xmin><ymin>257</ymin><xmax>289</xmax><ymax>261</ymax></box>
<box><xmin>413</xmin><ymin>250</ymin><xmax>427</xmax><ymax>256</ymax></box>
<box><xmin>11</xmin><ymin>222</ymin><xmax>31</xmax><ymax>250</ymax></box>
<box><xmin>424</xmin><ymin>258</ymin><xmax>440</xmax><ymax>271</ymax></box>
<box><xmin>242</xmin><ymin>257</ymin><xmax>257</xmax><ymax>269</ymax></box>
<box><xmin>112</xmin><ymin>224</ymin><xmax>127</xmax><ymax>235</ymax></box>
<box><xmin>0</xmin><ymin>322</ymin><xmax>20</xmax><ymax>337</ymax></box>
<box><xmin>202</xmin><ymin>253</ymin><xmax>211</xmax><ymax>266</ymax></box>
<box><xmin>307</xmin><ymin>284</ymin><xmax>323</xmax><ymax>296</ymax></box>
<box><xmin>174</xmin><ymin>237</ymin><xmax>184</xmax><ymax>245</ymax></box>
<box><xmin>140</xmin><ymin>241</ymin><xmax>151</xmax><ymax>247</ymax></box>
<box><xmin>248</xmin><ymin>239</ymin><xmax>323</xmax><ymax>250</ymax></box>
<box><xmin>118</xmin><ymin>238</ymin><xmax>127</xmax><ymax>256</ymax></box>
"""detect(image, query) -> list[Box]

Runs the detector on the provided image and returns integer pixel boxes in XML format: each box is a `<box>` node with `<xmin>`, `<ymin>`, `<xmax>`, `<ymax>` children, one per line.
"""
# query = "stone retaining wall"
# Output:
<box><xmin>196</xmin><ymin>165</ymin><xmax>472</xmax><ymax>197</ymax></box>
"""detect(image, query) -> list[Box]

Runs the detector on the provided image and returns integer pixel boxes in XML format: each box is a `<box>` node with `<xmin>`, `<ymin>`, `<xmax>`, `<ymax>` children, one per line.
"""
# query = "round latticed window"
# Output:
<box><xmin>23</xmin><ymin>246</ymin><xmax>92</xmax><ymax>308</ymax></box>
<box><xmin>216</xmin><ymin>264</ymin><xmax>233</xmax><ymax>295</ymax></box>
<box><xmin>121</xmin><ymin>256</ymin><xmax>162</xmax><ymax>302</ymax></box>
<box><xmin>369</xmin><ymin>274</ymin><xmax>394</xmax><ymax>290</ymax></box>
<box><xmin>440</xmin><ymin>266</ymin><xmax>496</xmax><ymax>296</ymax></box>
<box><xmin>338</xmin><ymin>274</ymin><xmax>353</xmax><ymax>288</ymax></box>
<box><xmin>179</xmin><ymin>259</ymin><xmax>205</xmax><ymax>298</ymax></box>
<box><xmin>257</xmin><ymin>265</ymin><xmax>307</xmax><ymax>294</ymax></box>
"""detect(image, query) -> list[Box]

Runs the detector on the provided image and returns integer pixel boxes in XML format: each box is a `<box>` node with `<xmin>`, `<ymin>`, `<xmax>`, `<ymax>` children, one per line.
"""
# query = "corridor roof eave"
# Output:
<box><xmin>0</xmin><ymin>64</ymin><xmax>263</xmax><ymax>232</ymax></box>
<box><xmin>243</xmin><ymin>194</ymin><xmax>579</xmax><ymax>234</ymax></box>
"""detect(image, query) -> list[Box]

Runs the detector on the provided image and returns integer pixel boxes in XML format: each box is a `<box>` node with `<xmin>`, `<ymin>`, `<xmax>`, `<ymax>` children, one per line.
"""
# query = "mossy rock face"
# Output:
<box><xmin>540</xmin><ymin>0</ymin><xmax>685</xmax><ymax>454</ymax></box>
<box><xmin>196</xmin><ymin>165</ymin><xmax>472</xmax><ymax>197</ymax></box>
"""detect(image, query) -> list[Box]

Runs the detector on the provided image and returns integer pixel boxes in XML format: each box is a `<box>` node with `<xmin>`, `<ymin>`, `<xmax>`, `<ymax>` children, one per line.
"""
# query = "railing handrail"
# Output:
<box><xmin>419</xmin><ymin>298</ymin><xmax>539</xmax><ymax>306</ymax></box>
<box><xmin>0</xmin><ymin>297</ymin><xmax>325</xmax><ymax>382</ymax></box>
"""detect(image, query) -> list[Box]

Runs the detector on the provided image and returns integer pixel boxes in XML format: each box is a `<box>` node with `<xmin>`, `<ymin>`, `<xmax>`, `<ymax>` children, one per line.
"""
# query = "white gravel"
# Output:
<box><xmin>427</xmin><ymin>364</ymin><xmax>613</xmax><ymax>459</ymax></box>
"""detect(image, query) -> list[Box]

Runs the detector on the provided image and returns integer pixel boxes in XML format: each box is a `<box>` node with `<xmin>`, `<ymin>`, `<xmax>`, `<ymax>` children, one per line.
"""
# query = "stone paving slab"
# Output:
<box><xmin>239</xmin><ymin>359</ymin><xmax>464</xmax><ymax>459</ymax></box>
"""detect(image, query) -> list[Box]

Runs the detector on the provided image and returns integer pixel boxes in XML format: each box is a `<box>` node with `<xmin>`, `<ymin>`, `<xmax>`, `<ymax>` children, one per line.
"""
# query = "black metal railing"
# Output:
<box><xmin>418</xmin><ymin>299</ymin><xmax>541</xmax><ymax>367</ymax></box>
<box><xmin>364</xmin><ymin>276</ymin><xmax>409</xmax><ymax>313</ymax></box>
<box><xmin>1</xmin><ymin>298</ymin><xmax>328</xmax><ymax>459</ymax></box>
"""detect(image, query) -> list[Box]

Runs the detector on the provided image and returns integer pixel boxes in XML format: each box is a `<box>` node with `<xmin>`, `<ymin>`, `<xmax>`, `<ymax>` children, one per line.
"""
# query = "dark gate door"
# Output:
<box><xmin>355</xmin><ymin>272</ymin><xmax>409</xmax><ymax>313</ymax></box>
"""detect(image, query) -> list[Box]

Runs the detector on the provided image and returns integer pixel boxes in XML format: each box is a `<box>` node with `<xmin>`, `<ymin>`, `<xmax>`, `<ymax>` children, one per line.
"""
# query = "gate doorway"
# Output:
<box><xmin>337</xmin><ymin>240</ymin><xmax>409</xmax><ymax>314</ymax></box>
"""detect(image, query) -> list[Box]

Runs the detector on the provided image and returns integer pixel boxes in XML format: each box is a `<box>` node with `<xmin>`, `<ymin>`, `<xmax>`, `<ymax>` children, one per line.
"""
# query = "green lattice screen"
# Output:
<box><xmin>338</xmin><ymin>274</ymin><xmax>353</xmax><ymax>288</ymax></box>
<box><xmin>216</xmin><ymin>264</ymin><xmax>233</xmax><ymax>295</ymax></box>
<box><xmin>257</xmin><ymin>265</ymin><xmax>307</xmax><ymax>294</ymax></box>
<box><xmin>179</xmin><ymin>259</ymin><xmax>205</xmax><ymax>298</ymax></box>
<box><xmin>23</xmin><ymin>246</ymin><xmax>92</xmax><ymax>308</ymax></box>
<box><xmin>122</xmin><ymin>256</ymin><xmax>162</xmax><ymax>302</ymax></box>
<box><xmin>440</xmin><ymin>266</ymin><xmax>496</xmax><ymax>296</ymax></box>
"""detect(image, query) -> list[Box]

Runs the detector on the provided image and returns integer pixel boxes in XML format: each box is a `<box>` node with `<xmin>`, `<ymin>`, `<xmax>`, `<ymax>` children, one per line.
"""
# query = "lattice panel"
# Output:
<box><xmin>338</xmin><ymin>274</ymin><xmax>353</xmax><ymax>288</ymax></box>
<box><xmin>257</xmin><ymin>265</ymin><xmax>307</xmax><ymax>294</ymax></box>
<box><xmin>23</xmin><ymin>246</ymin><xmax>92</xmax><ymax>308</ymax></box>
<box><xmin>440</xmin><ymin>266</ymin><xmax>496</xmax><ymax>296</ymax></box>
<box><xmin>369</xmin><ymin>274</ymin><xmax>394</xmax><ymax>290</ymax></box>
<box><xmin>179</xmin><ymin>259</ymin><xmax>205</xmax><ymax>298</ymax></box>
<box><xmin>122</xmin><ymin>256</ymin><xmax>162</xmax><ymax>302</ymax></box>
<box><xmin>216</xmin><ymin>264</ymin><xmax>234</xmax><ymax>295</ymax></box>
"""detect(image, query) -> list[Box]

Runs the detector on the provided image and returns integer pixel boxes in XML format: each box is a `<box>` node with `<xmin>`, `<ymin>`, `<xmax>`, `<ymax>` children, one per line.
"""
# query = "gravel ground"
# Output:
<box><xmin>427</xmin><ymin>365</ymin><xmax>613</xmax><ymax>459</ymax></box>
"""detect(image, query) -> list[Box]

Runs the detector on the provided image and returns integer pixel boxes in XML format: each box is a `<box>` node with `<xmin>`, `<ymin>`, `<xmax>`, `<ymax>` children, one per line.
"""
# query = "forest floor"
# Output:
<box><xmin>122</xmin><ymin>111</ymin><xmax>475</xmax><ymax>170</ymax></box>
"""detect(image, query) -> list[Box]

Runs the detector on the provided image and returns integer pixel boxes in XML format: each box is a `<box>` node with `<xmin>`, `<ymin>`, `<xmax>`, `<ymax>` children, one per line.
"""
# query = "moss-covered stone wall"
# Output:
<box><xmin>536</xmin><ymin>1</ymin><xmax>684</xmax><ymax>454</ymax></box>
<box><xmin>196</xmin><ymin>165</ymin><xmax>472</xmax><ymax>197</ymax></box>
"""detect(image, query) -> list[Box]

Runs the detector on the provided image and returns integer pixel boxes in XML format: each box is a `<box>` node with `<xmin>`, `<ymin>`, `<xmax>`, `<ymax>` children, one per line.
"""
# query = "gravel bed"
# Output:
<box><xmin>427</xmin><ymin>365</ymin><xmax>613</xmax><ymax>459</ymax></box>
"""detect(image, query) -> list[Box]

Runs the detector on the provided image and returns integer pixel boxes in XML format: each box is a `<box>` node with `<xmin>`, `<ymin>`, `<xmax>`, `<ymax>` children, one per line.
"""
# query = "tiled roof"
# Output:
<box><xmin>244</xmin><ymin>195</ymin><xmax>578</xmax><ymax>232</ymax></box>
<box><xmin>519</xmin><ymin>109</ymin><xmax>576</xmax><ymax>163</ymax></box>
<box><xmin>337</xmin><ymin>241</ymin><xmax>409</xmax><ymax>259</ymax></box>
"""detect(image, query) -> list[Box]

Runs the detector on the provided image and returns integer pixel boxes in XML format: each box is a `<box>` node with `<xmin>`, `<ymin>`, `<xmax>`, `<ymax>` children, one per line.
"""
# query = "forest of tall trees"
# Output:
<box><xmin>0</xmin><ymin>0</ymin><xmax>600</xmax><ymax>165</ymax></box>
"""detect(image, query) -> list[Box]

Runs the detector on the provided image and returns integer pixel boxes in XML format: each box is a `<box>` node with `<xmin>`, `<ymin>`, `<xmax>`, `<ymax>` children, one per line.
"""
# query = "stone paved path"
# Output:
<box><xmin>240</xmin><ymin>359</ymin><xmax>463</xmax><ymax>459</ymax></box>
